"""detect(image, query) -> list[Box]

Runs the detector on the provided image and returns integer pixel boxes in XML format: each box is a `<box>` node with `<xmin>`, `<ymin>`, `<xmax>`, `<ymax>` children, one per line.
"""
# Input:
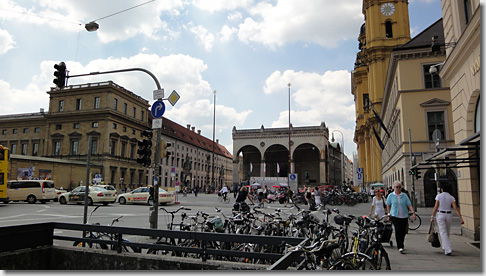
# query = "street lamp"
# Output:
<box><xmin>212</xmin><ymin>90</ymin><xmax>216</xmax><ymax>190</ymax></box>
<box><xmin>85</xmin><ymin>21</ymin><xmax>99</xmax><ymax>32</ymax></box>
<box><xmin>288</xmin><ymin>83</ymin><xmax>291</xmax><ymax>190</ymax></box>
<box><xmin>331</xmin><ymin>130</ymin><xmax>345</xmax><ymax>188</ymax></box>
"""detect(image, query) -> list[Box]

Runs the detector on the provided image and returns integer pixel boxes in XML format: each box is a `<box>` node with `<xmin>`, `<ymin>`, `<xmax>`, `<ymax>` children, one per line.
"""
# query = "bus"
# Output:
<box><xmin>0</xmin><ymin>145</ymin><xmax>9</xmax><ymax>203</ymax></box>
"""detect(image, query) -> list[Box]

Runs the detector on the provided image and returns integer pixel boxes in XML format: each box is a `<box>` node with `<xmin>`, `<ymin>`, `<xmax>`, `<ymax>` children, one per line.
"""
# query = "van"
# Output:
<box><xmin>7</xmin><ymin>180</ymin><xmax>56</xmax><ymax>204</ymax></box>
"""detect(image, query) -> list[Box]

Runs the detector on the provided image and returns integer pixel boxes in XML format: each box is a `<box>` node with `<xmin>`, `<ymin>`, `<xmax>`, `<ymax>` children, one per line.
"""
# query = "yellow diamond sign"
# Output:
<box><xmin>168</xmin><ymin>90</ymin><xmax>180</xmax><ymax>106</ymax></box>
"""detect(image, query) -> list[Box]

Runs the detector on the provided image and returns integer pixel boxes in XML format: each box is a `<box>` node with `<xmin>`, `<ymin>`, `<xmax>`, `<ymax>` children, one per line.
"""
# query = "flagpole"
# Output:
<box><xmin>288</xmin><ymin>83</ymin><xmax>291</xmax><ymax>190</ymax></box>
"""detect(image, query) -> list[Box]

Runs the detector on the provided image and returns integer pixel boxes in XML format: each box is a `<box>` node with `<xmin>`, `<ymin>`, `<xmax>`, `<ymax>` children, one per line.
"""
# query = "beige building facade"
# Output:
<box><xmin>0</xmin><ymin>81</ymin><xmax>233</xmax><ymax>193</ymax></box>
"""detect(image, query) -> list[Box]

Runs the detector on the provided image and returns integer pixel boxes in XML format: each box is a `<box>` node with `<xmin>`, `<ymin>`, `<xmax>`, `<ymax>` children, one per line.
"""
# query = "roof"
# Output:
<box><xmin>159</xmin><ymin>117</ymin><xmax>233</xmax><ymax>159</ymax></box>
<box><xmin>397</xmin><ymin>18</ymin><xmax>443</xmax><ymax>50</ymax></box>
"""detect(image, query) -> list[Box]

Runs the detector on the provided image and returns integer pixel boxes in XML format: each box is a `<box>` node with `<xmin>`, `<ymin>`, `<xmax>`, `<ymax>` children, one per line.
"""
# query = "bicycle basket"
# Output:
<box><xmin>211</xmin><ymin>217</ymin><xmax>224</xmax><ymax>232</ymax></box>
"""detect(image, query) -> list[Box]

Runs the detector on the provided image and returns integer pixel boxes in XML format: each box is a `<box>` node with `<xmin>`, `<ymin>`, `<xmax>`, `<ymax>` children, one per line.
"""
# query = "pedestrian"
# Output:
<box><xmin>233</xmin><ymin>183</ymin><xmax>238</xmax><ymax>199</ymax></box>
<box><xmin>313</xmin><ymin>189</ymin><xmax>322</xmax><ymax>209</ymax></box>
<box><xmin>234</xmin><ymin>186</ymin><xmax>254</xmax><ymax>212</ymax></box>
<box><xmin>284</xmin><ymin>187</ymin><xmax>293</xmax><ymax>207</ymax></box>
<box><xmin>430</xmin><ymin>183</ymin><xmax>464</xmax><ymax>255</ymax></box>
<box><xmin>194</xmin><ymin>186</ymin><xmax>199</xmax><ymax>197</ymax></box>
<box><xmin>386</xmin><ymin>180</ymin><xmax>416</xmax><ymax>254</ymax></box>
<box><xmin>369</xmin><ymin>188</ymin><xmax>386</xmax><ymax>219</ymax></box>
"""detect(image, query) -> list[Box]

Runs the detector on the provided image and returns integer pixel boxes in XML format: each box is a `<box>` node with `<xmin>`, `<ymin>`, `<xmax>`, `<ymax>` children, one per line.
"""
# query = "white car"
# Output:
<box><xmin>117</xmin><ymin>187</ymin><xmax>174</xmax><ymax>205</ymax></box>
<box><xmin>59</xmin><ymin>186</ymin><xmax>117</xmax><ymax>206</ymax></box>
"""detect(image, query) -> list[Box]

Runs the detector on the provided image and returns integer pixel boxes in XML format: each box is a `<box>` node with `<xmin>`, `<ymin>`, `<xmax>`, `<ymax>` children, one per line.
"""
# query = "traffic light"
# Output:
<box><xmin>161</xmin><ymin>140</ymin><xmax>172</xmax><ymax>159</ymax></box>
<box><xmin>136</xmin><ymin>130</ymin><xmax>153</xmax><ymax>167</ymax></box>
<box><xmin>409</xmin><ymin>169</ymin><xmax>415</xmax><ymax>176</ymax></box>
<box><xmin>53</xmin><ymin>62</ymin><xmax>67</xmax><ymax>89</ymax></box>
<box><xmin>415</xmin><ymin>170</ymin><xmax>422</xmax><ymax>180</ymax></box>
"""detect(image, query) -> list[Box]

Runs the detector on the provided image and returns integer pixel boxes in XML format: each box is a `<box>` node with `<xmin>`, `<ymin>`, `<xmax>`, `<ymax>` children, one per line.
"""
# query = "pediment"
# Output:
<box><xmin>420</xmin><ymin>98</ymin><xmax>450</xmax><ymax>107</ymax></box>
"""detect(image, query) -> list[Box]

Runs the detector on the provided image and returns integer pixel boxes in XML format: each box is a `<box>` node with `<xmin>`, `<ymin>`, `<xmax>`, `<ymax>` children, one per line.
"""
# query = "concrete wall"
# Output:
<box><xmin>0</xmin><ymin>246</ymin><xmax>267</xmax><ymax>270</ymax></box>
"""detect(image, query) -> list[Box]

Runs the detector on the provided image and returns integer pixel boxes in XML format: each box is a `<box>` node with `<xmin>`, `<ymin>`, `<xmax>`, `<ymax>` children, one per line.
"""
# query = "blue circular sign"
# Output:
<box><xmin>290</xmin><ymin>174</ymin><xmax>297</xmax><ymax>180</ymax></box>
<box><xmin>151</xmin><ymin>100</ymin><xmax>165</xmax><ymax>118</ymax></box>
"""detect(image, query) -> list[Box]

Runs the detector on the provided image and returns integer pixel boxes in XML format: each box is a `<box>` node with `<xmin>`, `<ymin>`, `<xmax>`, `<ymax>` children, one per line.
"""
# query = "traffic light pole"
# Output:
<box><xmin>66</xmin><ymin>66</ymin><xmax>163</xmax><ymax>230</ymax></box>
<box><xmin>408</xmin><ymin>128</ymin><xmax>417</xmax><ymax>212</ymax></box>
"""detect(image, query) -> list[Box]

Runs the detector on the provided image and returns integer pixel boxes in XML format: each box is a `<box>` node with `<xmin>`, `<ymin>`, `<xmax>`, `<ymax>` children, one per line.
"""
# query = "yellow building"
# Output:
<box><xmin>427</xmin><ymin>0</ymin><xmax>480</xmax><ymax>241</ymax></box>
<box><xmin>380</xmin><ymin>19</ymin><xmax>453</xmax><ymax>208</ymax></box>
<box><xmin>352</xmin><ymin>0</ymin><xmax>411</xmax><ymax>186</ymax></box>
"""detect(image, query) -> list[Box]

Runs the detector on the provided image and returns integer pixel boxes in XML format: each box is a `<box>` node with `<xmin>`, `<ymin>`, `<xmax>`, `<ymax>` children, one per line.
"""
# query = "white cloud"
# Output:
<box><xmin>0</xmin><ymin>29</ymin><xmax>15</xmax><ymax>55</ymax></box>
<box><xmin>193</xmin><ymin>0</ymin><xmax>254</xmax><ymax>12</ymax></box>
<box><xmin>219</xmin><ymin>25</ymin><xmax>237</xmax><ymax>43</ymax></box>
<box><xmin>264</xmin><ymin>69</ymin><xmax>355</xmax><ymax>130</ymax></box>
<box><xmin>189</xmin><ymin>24</ymin><xmax>215</xmax><ymax>51</ymax></box>
<box><xmin>237</xmin><ymin>0</ymin><xmax>362</xmax><ymax>49</ymax></box>
<box><xmin>228</xmin><ymin>12</ymin><xmax>243</xmax><ymax>21</ymax></box>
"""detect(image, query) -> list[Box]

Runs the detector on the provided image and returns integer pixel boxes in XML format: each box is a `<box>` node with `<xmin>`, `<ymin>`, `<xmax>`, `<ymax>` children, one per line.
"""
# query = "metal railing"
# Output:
<box><xmin>0</xmin><ymin>222</ymin><xmax>304</xmax><ymax>266</ymax></box>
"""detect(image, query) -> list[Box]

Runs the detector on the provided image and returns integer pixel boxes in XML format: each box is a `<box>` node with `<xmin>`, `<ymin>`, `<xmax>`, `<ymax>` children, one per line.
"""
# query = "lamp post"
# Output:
<box><xmin>331</xmin><ymin>130</ymin><xmax>345</xmax><ymax>188</ymax></box>
<box><xmin>212</xmin><ymin>90</ymin><xmax>216</xmax><ymax>190</ymax></box>
<box><xmin>288</xmin><ymin>83</ymin><xmax>291</xmax><ymax>190</ymax></box>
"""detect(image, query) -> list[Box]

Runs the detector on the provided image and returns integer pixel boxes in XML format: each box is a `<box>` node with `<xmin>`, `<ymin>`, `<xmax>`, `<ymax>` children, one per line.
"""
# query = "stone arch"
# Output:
<box><xmin>236</xmin><ymin>145</ymin><xmax>262</xmax><ymax>180</ymax></box>
<box><xmin>264</xmin><ymin>144</ymin><xmax>289</xmax><ymax>177</ymax></box>
<box><xmin>293</xmin><ymin>143</ymin><xmax>321</xmax><ymax>186</ymax></box>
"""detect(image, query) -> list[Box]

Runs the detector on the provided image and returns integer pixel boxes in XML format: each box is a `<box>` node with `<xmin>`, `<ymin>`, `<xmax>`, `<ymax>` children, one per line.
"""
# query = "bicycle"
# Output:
<box><xmin>73</xmin><ymin>205</ymin><xmax>140</xmax><ymax>253</ymax></box>
<box><xmin>219</xmin><ymin>192</ymin><xmax>230</xmax><ymax>204</ymax></box>
<box><xmin>408</xmin><ymin>212</ymin><xmax>421</xmax><ymax>230</ymax></box>
<box><xmin>147</xmin><ymin>206</ymin><xmax>191</xmax><ymax>255</ymax></box>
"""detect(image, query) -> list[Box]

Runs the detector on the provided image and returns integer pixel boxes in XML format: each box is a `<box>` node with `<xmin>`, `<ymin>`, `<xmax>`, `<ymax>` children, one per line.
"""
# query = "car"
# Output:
<box><xmin>117</xmin><ymin>187</ymin><xmax>174</xmax><ymax>205</ymax></box>
<box><xmin>53</xmin><ymin>188</ymin><xmax>64</xmax><ymax>202</ymax></box>
<box><xmin>92</xmin><ymin>184</ymin><xmax>116</xmax><ymax>192</ymax></box>
<box><xmin>6</xmin><ymin>180</ymin><xmax>56</xmax><ymax>204</ymax></box>
<box><xmin>58</xmin><ymin>186</ymin><xmax>117</xmax><ymax>206</ymax></box>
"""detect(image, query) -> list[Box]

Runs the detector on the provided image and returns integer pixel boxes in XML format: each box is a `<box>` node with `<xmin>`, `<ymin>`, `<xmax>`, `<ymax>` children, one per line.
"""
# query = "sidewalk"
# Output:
<box><xmin>386</xmin><ymin>207</ymin><xmax>481</xmax><ymax>271</ymax></box>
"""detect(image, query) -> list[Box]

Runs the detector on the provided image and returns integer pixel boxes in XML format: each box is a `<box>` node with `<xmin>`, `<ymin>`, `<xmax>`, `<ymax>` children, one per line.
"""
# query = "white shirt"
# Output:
<box><xmin>372</xmin><ymin>196</ymin><xmax>386</xmax><ymax>218</ymax></box>
<box><xmin>435</xmin><ymin>192</ymin><xmax>455</xmax><ymax>212</ymax></box>
<box><xmin>220</xmin><ymin>186</ymin><xmax>228</xmax><ymax>193</ymax></box>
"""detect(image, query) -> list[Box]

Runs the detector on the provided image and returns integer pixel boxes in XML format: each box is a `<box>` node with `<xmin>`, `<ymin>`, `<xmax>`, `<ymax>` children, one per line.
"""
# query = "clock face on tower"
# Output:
<box><xmin>381</xmin><ymin>3</ymin><xmax>395</xmax><ymax>16</ymax></box>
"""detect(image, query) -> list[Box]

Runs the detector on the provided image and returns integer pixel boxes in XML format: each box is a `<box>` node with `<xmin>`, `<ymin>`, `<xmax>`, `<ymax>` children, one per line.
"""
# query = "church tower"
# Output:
<box><xmin>352</xmin><ymin>0</ymin><xmax>411</xmax><ymax>185</ymax></box>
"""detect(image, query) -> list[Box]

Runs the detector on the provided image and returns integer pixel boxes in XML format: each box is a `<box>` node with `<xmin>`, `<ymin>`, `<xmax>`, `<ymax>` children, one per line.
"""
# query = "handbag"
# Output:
<box><xmin>427</xmin><ymin>221</ymin><xmax>441</xmax><ymax>248</ymax></box>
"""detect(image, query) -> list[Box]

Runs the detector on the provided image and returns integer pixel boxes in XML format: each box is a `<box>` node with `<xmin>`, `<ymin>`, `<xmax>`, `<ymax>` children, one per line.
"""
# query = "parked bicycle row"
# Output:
<box><xmin>74</xmin><ymin>200</ymin><xmax>419</xmax><ymax>270</ymax></box>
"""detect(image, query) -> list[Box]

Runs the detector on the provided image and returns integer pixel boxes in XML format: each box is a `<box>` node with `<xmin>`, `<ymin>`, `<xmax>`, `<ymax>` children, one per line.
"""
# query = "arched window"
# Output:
<box><xmin>385</xmin><ymin>21</ymin><xmax>393</xmax><ymax>38</ymax></box>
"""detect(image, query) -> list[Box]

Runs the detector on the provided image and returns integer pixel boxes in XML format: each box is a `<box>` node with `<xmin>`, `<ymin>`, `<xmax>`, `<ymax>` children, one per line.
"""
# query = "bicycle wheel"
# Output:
<box><xmin>365</xmin><ymin>244</ymin><xmax>391</xmax><ymax>270</ymax></box>
<box><xmin>408</xmin><ymin>214</ymin><xmax>421</xmax><ymax>230</ymax></box>
<box><xmin>330</xmin><ymin>252</ymin><xmax>377</xmax><ymax>270</ymax></box>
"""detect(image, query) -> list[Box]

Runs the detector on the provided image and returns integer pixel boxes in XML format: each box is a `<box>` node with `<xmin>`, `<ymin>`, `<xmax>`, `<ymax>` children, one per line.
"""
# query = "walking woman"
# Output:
<box><xmin>430</xmin><ymin>183</ymin><xmax>464</xmax><ymax>255</ymax></box>
<box><xmin>369</xmin><ymin>188</ymin><xmax>386</xmax><ymax>219</ymax></box>
<box><xmin>386</xmin><ymin>180</ymin><xmax>416</xmax><ymax>253</ymax></box>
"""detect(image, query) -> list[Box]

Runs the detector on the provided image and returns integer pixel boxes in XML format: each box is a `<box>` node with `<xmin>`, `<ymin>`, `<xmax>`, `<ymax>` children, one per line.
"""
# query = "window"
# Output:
<box><xmin>1</xmin><ymin>130</ymin><xmax>6</xmax><ymax>135</ymax></box>
<box><xmin>34</xmin><ymin>127</ymin><xmax>40</xmax><ymax>133</ymax></box>
<box><xmin>59</xmin><ymin>100</ymin><xmax>64</xmax><ymax>112</ymax></box>
<box><xmin>113</xmin><ymin>123</ymin><xmax>117</xmax><ymax>129</ymax></box>
<box><xmin>94</xmin><ymin>97</ymin><xmax>100</xmax><ymax>109</ymax></box>
<box><xmin>133</xmin><ymin>107</ymin><xmax>136</xmax><ymax>118</ymax></box>
<box><xmin>141</xmin><ymin>111</ymin><xmax>144</xmax><ymax>121</ymax></box>
<box><xmin>464</xmin><ymin>0</ymin><xmax>472</xmax><ymax>24</ymax></box>
<box><xmin>92</xmin><ymin>122</ymin><xmax>99</xmax><ymax>128</ymax></box>
<box><xmin>32</xmin><ymin>143</ymin><xmax>39</xmax><ymax>156</ymax></box>
<box><xmin>91</xmin><ymin>139</ymin><xmax>98</xmax><ymax>155</ymax></box>
<box><xmin>76</xmin><ymin>99</ymin><xmax>82</xmax><ymax>110</ymax></box>
<box><xmin>427</xmin><ymin>111</ymin><xmax>445</xmax><ymax>141</ymax></box>
<box><xmin>23</xmin><ymin>128</ymin><xmax>28</xmax><ymax>133</ymax></box>
<box><xmin>54</xmin><ymin>141</ymin><xmax>61</xmax><ymax>156</ymax></box>
<box><xmin>130</xmin><ymin>144</ymin><xmax>135</xmax><ymax>159</ymax></box>
<box><xmin>73</xmin><ymin>123</ymin><xmax>80</xmax><ymax>129</ymax></box>
<box><xmin>71</xmin><ymin>140</ymin><xmax>79</xmax><ymax>155</ymax></box>
<box><xmin>21</xmin><ymin>143</ymin><xmax>27</xmax><ymax>155</ymax></box>
<box><xmin>363</xmin><ymin>94</ymin><xmax>370</xmax><ymax>111</ymax></box>
<box><xmin>123</xmin><ymin>126</ymin><xmax>127</xmax><ymax>132</ymax></box>
<box><xmin>121</xmin><ymin>142</ymin><xmax>127</xmax><ymax>158</ymax></box>
<box><xmin>11</xmin><ymin>144</ymin><xmax>16</xmax><ymax>154</ymax></box>
<box><xmin>114</xmin><ymin>98</ymin><xmax>118</xmax><ymax>110</ymax></box>
<box><xmin>385</xmin><ymin>21</ymin><xmax>393</xmax><ymax>38</ymax></box>
<box><xmin>12</xmin><ymin>129</ymin><xmax>17</xmax><ymax>134</ymax></box>
<box><xmin>424</xmin><ymin>64</ymin><xmax>442</xmax><ymax>88</ymax></box>
<box><xmin>124</xmin><ymin>103</ymin><xmax>127</xmax><ymax>114</ymax></box>
<box><xmin>56</xmin><ymin>124</ymin><xmax>62</xmax><ymax>130</ymax></box>
<box><xmin>110</xmin><ymin>140</ymin><xmax>117</xmax><ymax>155</ymax></box>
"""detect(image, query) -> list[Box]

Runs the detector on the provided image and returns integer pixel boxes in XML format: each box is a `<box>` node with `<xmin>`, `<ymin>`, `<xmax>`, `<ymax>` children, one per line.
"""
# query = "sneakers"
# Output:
<box><xmin>445</xmin><ymin>251</ymin><xmax>452</xmax><ymax>256</ymax></box>
<box><xmin>399</xmin><ymin>248</ymin><xmax>404</xmax><ymax>253</ymax></box>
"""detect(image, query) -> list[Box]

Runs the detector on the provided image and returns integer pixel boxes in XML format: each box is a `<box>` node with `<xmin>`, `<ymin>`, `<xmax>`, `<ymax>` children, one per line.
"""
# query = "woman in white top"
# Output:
<box><xmin>430</xmin><ymin>184</ymin><xmax>464</xmax><ymax>255</ymax></box>
<box><xmin>368</xmin><ymin>188</ymin><xmax>386</xmax><ymax>219</ymax></box>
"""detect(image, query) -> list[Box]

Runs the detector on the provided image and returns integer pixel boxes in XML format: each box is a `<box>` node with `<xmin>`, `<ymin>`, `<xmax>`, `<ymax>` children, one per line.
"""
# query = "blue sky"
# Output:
<box><xmin>0</xmin><ymin>0</ymin><xmax>444</xmax><ymax>158</ymax></box>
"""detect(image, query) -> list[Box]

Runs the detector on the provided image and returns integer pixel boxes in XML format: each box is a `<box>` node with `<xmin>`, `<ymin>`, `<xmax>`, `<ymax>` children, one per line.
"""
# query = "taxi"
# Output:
<box><xmin>58</xmin><ymin>186</ymin><xmax>117</xmax><ymax>206</ymax></box>
<box><xmin>117</xmin><ymin>187</ymin><xmax>174</xmax><ymax>205</ymax></box>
